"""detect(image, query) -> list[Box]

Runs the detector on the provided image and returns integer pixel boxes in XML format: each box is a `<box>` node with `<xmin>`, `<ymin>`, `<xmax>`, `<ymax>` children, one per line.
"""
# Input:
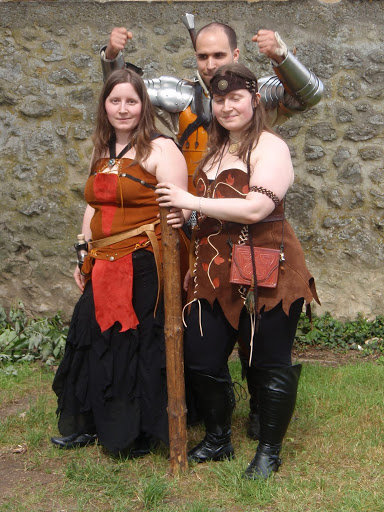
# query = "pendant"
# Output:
<box><xmin>228</xmin><ymin>142</ymin><xmax>239</xmax><ymax>154</ymax></box>
<box><xmin>108</xmin><ymin>158</ymin><xmax>116</xmax><ymax>169</ymax></box>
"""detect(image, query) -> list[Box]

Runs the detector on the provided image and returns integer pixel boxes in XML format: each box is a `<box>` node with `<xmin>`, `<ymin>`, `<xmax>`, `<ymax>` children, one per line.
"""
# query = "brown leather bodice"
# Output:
<box><xmin>191</xmin><ymin>168</ymin><xmax>319</xmax><ymax>329</ymax></box>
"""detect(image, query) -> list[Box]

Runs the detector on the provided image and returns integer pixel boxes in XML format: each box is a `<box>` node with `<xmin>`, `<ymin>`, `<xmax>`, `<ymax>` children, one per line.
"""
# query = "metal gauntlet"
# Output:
<box><xmin>273</xmin><ymin>51</ymin><xmax>324</xmax><ymax>112</ymax></box>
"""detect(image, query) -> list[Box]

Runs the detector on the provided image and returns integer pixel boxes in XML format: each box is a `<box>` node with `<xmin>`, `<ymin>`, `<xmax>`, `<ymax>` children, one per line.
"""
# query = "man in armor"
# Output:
<box><xmin>100</xmin><ymin>17</ymin><xmax>323</xmax><ymax>441</ymax></box>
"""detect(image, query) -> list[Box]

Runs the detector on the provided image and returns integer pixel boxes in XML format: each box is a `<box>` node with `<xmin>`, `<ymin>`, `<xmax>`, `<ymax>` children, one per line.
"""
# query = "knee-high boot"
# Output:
<box><xmin>187</xmin><ymin>372</ymin><xmax>235</xmax><ymax>463</ymax></box>
<box><xmin>239</xmin><ymin>352</ymin><xmax>260</xmax><ymax>440</ymax></box>
<box><xmin>244</xmin><ymin>364</ymin><xmax>302</xmax><ymax>479</ymax></box>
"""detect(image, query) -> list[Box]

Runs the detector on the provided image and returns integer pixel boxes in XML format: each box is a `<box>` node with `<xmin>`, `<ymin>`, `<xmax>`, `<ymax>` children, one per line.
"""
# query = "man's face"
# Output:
<box><xmin>195</xmin><ymin>29</ymin><xmax>240</xmax><ymax>86</ymax></box>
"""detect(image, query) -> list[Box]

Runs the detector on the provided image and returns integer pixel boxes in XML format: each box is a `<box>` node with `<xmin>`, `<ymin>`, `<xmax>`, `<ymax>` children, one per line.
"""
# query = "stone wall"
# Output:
<box><xmin>0</xmin><ymin>0</ymin><xmax>383</xmax><ymax>321</ymax></box>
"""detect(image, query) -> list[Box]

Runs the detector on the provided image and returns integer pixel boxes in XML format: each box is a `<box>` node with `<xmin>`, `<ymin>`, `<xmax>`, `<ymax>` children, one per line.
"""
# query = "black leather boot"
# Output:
<box><xmin>244</xmin><ymin>364</ymin><xmax>302</xmax><ymax>479</ymax></box>
<box><xmin>51</xmin><ymin>432</ymin><xmax>97</xmax><ymax>449</ymax></box>
<box><xmin>185</xmin><ymin>369</ymin><xmax>203</xmax><ymax>427</ymax></box>
<box><xmin>187</xmin><ymin>373</ymin><xmax>235</xmax><ymax>463</ymax></box>
<box><xmin>247</xmin><ymin>410</ymin><xmax>261</xmax><ymax>441</ymax></box>
<box><xmin>239</xmin><ymin>353</ymin><xmax>260</xmax><ymax>441</ymax></box>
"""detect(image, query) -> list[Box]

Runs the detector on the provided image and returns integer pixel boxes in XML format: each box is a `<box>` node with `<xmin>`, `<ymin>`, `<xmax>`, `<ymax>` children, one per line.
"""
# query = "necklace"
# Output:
<box><xmin>228</xmin><ymin>136</ymin><xmax>240</xmax><ymax>154</ymax></box>
<box><xmin>214</xmin><ymin>144</ymin><xmax>227</xmax><ymax>180</ymax></box>
<box><xmin>98</xmin><ymin>139</ymin><xmax>134</xmax><ymax>174</ymax></box>
<box><xmin>107</xmin><ymin>139</ymin><xmax>133</xmax><ymax>169</ymax></box>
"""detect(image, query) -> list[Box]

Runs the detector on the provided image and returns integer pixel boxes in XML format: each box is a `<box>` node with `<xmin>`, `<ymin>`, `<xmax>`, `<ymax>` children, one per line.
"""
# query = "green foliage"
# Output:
<box><xmin>0</xmin><ymin>302</ymin><xmax>68</xmax><ymax>369</ymax></box>
<box><xmin>1</xmin><ymin>302</ymin><xmax>384</xmax><ymax>375</ymax></box>
<box><xmin>295</xmin><ymin>312</ymin><xmax>384</xmax><ymax>354</ymax></box>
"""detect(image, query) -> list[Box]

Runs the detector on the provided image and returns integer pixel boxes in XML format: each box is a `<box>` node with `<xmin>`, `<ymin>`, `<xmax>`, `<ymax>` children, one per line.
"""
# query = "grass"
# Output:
<box><xmin>0</xmin><ymin>359</ymin><xmax>383</xmax><ymax>512</ymax></box>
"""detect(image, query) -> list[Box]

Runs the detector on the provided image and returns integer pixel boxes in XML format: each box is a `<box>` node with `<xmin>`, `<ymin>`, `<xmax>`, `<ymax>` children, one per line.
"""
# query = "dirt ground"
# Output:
<box><xmin>0</xmin><ymin>349</ymin><xmax>379</xmax><ymax>509</ymax></box>
<box><xmin>0</xmin><ymin>391</ymin><xmax>61</xmax><ymax>509</ymax></box>
<box><xmin>292</xmin><ymin>346</ymin><xmax>380</xmax><ymax>366</ymax></box>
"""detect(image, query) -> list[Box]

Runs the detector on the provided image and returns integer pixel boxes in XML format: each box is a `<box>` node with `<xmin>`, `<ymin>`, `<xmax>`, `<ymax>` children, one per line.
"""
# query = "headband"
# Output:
<box><xmin>210</xmin><ymin>73</ymin><xmax>258</xmax><ymax>96</ymax></box>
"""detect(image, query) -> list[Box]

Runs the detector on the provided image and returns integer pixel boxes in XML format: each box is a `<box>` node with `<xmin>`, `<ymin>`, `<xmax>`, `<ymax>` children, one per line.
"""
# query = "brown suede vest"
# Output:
<box><xmin>191</xmin><ymin>168</ymin><xmax>319</xmax><ymax>329</ymax></box>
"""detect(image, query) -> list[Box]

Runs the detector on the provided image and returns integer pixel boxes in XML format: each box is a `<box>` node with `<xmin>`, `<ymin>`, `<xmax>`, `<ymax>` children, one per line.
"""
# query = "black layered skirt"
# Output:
<box><xmin>52</xmin><ymin>250</ymin><xmax>169</xmax><ymax>455</ymax></box>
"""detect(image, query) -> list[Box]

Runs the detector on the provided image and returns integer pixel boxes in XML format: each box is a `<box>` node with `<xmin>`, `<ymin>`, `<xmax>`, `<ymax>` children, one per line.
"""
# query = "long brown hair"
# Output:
<box><xmin>196</xmin><ymin>63</ymin><xmax>272</xmax><ymax>179</ymax></box>
<box><xmin>91</xmin><ymin>69</ymin><xmax>157</xmax><ymax>170</ymax></box>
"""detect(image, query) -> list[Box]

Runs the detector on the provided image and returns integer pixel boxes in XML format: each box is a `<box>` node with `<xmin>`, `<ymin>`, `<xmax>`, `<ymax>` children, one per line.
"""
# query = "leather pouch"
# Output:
<box><xmin>229</xmin><ymin>244</ymin><xmax>280</xmax><ymax>288</ymax></box>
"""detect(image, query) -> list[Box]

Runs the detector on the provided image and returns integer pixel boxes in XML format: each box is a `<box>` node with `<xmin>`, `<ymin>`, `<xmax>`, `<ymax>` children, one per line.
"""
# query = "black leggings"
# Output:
<box><xmin>184</xmin><ymin>298</ymin><xmax>304</xmax><ymax>378</ymax></box>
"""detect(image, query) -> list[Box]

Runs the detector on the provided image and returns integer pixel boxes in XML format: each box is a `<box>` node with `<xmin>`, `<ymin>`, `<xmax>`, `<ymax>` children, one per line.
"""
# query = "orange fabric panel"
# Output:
<box><xmin>178</xmin><ymin>107</ymin><xmax>208</xmax><ymax>195</ymax></box>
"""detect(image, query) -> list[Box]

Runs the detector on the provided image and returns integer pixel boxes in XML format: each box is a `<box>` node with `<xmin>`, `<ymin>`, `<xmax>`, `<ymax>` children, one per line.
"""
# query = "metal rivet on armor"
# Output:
<box><xmin>140</xmin><ymin>180</ymin><xmax>145</xmax><ymax>185</ymax></box>
<box><xmin>110</xmin><ymin>256</ymin><xmax>115</xmax><ymax>261</ymax></box>
<box><xmin>218</xmin><ymin>79</ymin><xmax>228</xmax><ymax>91</ymax></box>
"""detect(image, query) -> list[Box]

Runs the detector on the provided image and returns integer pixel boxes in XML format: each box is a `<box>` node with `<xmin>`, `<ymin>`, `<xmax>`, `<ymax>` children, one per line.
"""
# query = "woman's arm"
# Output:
<box><xmin>73</xmin><ymin>205</ymin><xmax>95</xmax><ymax>292</ymax></box>
<box><xmin>150</xmin><ymin>138</ymin><xmax>191</xmax><ymax>228</ymax></box>
<box><xmin>157</xmin><ymin>133</ymin><xmax>293</xmax><ymax>225</ymax></box>
<box><xmin>82</xmin><ymin>205</ymin><xmax>95</xmax><ymax>241</ymax></box>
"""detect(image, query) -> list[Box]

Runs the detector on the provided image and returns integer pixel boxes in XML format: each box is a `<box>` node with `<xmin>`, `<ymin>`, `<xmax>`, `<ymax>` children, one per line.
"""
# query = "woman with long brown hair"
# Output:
<box><xmin>51</xmin><ymin>69</ymin><xmax>189</xmax><ymax>457</ymax></box>
<box><xmin>157</xmin><ymin>63</ymin><xmax>319</xmax><ymax>479</ymax></box>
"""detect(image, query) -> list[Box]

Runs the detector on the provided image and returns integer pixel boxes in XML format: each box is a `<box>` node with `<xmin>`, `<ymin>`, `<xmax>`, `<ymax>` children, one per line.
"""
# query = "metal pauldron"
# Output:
<box><xmin>257</xmin><ymin>76</ymin><xmax>285</xmax><ymax>110</ymax></box>
<box><xmin>273</xmin><ymin>51</ymin><xmax>324</xmax><ymax>111</ymax></box>
<box><xmin>144</xmin><ymin>76</ymin><xmax>195</xmax><ymax>113</ymax></box>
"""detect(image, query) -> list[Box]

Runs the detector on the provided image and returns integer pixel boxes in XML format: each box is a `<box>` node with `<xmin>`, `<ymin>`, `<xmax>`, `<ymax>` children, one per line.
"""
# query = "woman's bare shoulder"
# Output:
<box><xmin>257</xmin><ymin>130</ymin><xmax>289</xmax><ymax>150</ymax></box>
<box><xmin>251</xmin><ymin>131</ymin><xmax>290</xmax><ymax>164</ymax></box>
<box><xmin>151</xmin><ymin>135</ymin><xmax>179</xmax><ymax>152</ymax></box>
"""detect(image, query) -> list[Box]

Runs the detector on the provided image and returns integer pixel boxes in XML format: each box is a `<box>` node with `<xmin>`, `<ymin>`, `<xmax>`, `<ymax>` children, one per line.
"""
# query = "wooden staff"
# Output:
<box><xmin>160</xmin><ymin>207</ymin><xmax>188</xmax><ymax>474</ymax></box>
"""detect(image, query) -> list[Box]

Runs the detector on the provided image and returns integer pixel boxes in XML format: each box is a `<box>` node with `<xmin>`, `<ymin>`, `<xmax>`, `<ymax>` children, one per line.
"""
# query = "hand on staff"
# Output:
<box><xmin>160</xmin><ymin>207</ymin><xmax>185</xmax><ymax>229</ymax></box>
<box><xmin>105</xmin><ymin>27</ymin><xmax>133</xmax><ymax>60</ymax></box>
<box><xmin>252</xmin><ymin>29</ymin><xmax>286</xmax><ymax>63</ymax></box>
<box><xmin>73</xmin><ymin>266</ymin><xmax>86</xmax><ymax>293</ymax></box>
<box><xmin>156</xmin><ymin>182</ymin><xmax>195</xmax><ymax>213</ymax></box>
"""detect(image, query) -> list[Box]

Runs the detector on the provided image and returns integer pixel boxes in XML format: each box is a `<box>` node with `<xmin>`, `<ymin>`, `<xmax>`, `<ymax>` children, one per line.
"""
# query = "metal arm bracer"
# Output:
<box><xmin>272</xmin><ymin>51</ymin><xmax>324</xmax><ymax>113</ymax></box>
<box><xmin>100</xmin><ymin>46</ymin><xmax>126</xmax><ymax>81</ymax></box>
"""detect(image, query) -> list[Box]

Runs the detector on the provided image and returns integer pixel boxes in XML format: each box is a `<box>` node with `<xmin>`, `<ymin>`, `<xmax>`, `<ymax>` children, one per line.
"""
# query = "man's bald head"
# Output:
<box><xmin>194</xmin><ymin>22</ymin><xmax>240</xmax><ymax>85</ymax></box>
<box><xmin>196</xmin><ymin>23</ymin><xmax>237</xmax><ymax>52</ymax></box>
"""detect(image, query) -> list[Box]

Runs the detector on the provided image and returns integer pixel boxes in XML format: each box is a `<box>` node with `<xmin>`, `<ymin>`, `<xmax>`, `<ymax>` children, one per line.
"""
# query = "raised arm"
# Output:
<box><xmin>100</xmin><ymin>28</ymin><xmax>194</xmax><ymax>136</ymax></box>
<box><xmin>100</xmin><ymin>27</ymin><xmax>135</xmax><ymax>81</ymax></box>
<box><xmin>252</xmin><ymin>29</ymin><xmax>323</xmax><ymax>118</ymax></box>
